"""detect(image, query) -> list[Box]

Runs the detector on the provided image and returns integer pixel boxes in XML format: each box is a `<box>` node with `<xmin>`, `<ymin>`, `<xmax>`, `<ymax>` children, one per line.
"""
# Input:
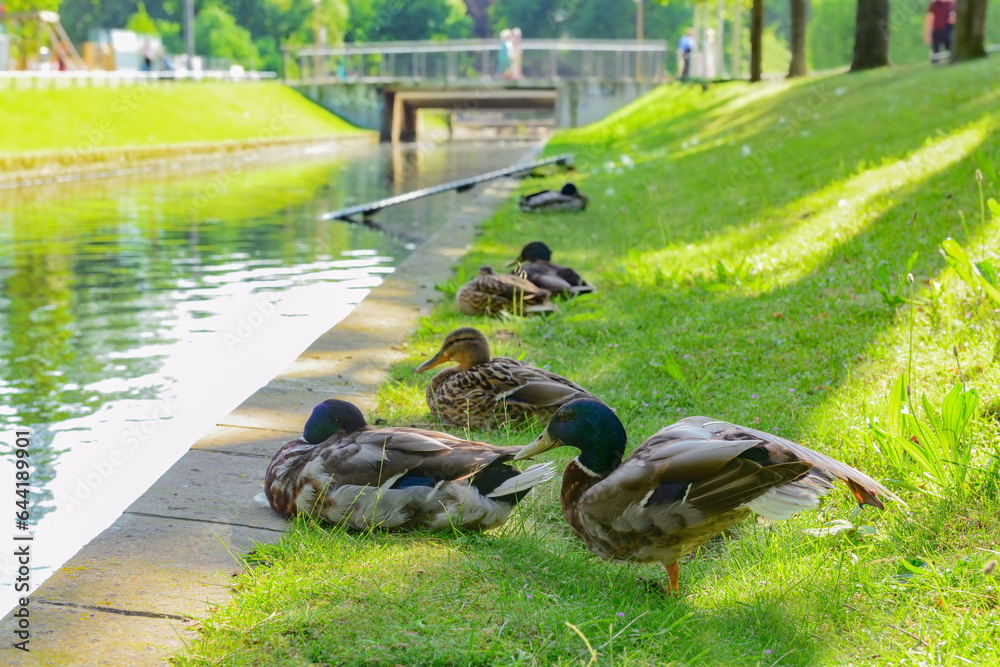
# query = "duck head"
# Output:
<box><xmin>560</xmin><ymin>183</ymin><xmax>581</xmax><ymax>197</ymax></box>
<box><xmin>415</xmin><ymin>327</ymin><xmax>492</xmax><ymax>372</ymax></box>
<box><xmin>513</xmin><ymin>398</ymin><xmax>627</xmax><ymax>475</ymax></box>
<box><xmin>303</xmin><ymin>399</ymin><xmax>367</xmax><ymax>444</ymax></box>
<box><xmin>515</xmin><ymin>241</ymin><xmax>554</xmax><ymax>263</ymax></box>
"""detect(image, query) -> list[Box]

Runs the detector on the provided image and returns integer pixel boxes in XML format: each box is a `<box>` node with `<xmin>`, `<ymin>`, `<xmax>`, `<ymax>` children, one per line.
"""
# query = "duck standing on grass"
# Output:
<box><xmin>508</xmin><ymin>241</ymin><xmax>595</xmax><ymax>298</ymax></box>
<box><xmin>265</xmin><ymin>399</ymin><xmax>555</xmax><ymax>531</ymax></box>
<box><xmin>514</xmin><ymin>398</ymin><xmax>901</xmax><ymax>593</ymax></box>
<box><xmin>455</xmin><ymin>265</ymin><xmax>555</xmax><ymax>316</ymax></box>
<box><xmin>415</xmin><ymin>327</ymin><xmax>593</xmax><ymax>429</ymax></box>
<box><xmin>519</xmin><ymin>183</ymin><xmax>588</xmax><ymax>213</ymax></box>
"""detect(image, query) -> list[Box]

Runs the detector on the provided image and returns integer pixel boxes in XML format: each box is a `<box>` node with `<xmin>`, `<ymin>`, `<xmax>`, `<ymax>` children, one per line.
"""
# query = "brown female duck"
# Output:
<box><xmin>455</xmin><ymin>265</ymin><xmax>555</xmax><ymax>316</ymax></box>
<box><xmin>265</xmin><ymin>399</ymin><xmax>554</xmax><ymax>530</ymax></box>
<box><xmin>415</xmin><ymin>327</ymin><xmax>592</xmax><ymax>429</ymax></box>
<box><xmin>514</xmin><ymin>398</ymin><xmax>901</xmax><ymax>592</ymax></box>
<box><xmin>508</xmin><ymin>241</ymin><xmax>595</xmax><ymax>298</ymax></box>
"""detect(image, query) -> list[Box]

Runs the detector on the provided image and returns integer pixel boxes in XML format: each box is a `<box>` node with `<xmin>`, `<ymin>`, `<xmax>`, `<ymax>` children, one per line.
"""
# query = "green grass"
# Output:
<box><xmin>0</xmin><ymin>82</ymin><xmax>364</xmax><ymax>158</ymax></box>
<box><xmin>177</xmin><ymin>58</ymin><xmax>1000</xmax><ymax>666</ymax></box>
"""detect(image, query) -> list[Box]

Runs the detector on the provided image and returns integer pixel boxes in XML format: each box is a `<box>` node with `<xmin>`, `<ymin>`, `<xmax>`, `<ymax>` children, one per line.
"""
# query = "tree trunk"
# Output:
<box><xmin>849</xmin><ymin>0</ymin><xmax>889</xmax><ymax>72</ymax></box>
<box><xmin>788</xmin><ymin>0</ymin><xmax>809</xmax><ymax>77</ymax></box>
<box><xmin>750</xmin><ymin>0</ymin><xmax>763</xmax><ymax>82</ymax></box>
<box><xmin>463</xmin><ymin>0</ymin><xmax>494</xmax><ymax>38</ymax></box>
<box><xmin>951</xmin><ymin>0</ymin><xmax>988</xmax><ymax>62</ymax></box>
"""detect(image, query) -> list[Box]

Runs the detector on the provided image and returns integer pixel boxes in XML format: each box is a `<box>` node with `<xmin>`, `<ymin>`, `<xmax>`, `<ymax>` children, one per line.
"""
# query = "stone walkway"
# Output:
<box><xmin>0</xmin><ymin>178</ymin><xmax>519</xmax><ymax>666</ymax></box>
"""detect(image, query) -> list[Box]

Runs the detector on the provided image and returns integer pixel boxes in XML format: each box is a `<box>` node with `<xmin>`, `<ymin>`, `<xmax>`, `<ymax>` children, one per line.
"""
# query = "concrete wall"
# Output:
<box><xmin>294</xmin><ymin>82</ymin><xmax>384</xmax><ymax>132</ymax></box>
<box><xmin>294</xmin><ymin>79</ymin><xmax>660</xmax><ymax>141</ymax></box>
<box><xmin>554</xmin><ymin>80</ymin><xmax>659</xmax><ymax>129</ymax></box>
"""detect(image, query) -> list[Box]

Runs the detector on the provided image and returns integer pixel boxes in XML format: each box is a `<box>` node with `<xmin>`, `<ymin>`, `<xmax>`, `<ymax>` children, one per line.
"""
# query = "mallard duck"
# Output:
<box><xmin>519</xmin><ymin>183</ymin><xmax>588</xmax><ymax>213</ymax></box>
<box><xmin>415</xmin><ymin>327</ymin><xmax>592</xmax><ymax>430</ymax></box>
<box><xmin>265</xmin><ymin>399</ymin><xmax>555</xmax><ymax>530</ymax></box>
<box><xmin>455</xmin><ymin>265</ymin><xmax>555</xmax><ymax>316</ymax></box>
<box><xmin>514</xmin><ymin>398</ymin><xmax>902</xmax><ymax>592</ymax></box>
<box><xmin>508</xmin><ymin>241</ymin><xmax>595</xmax><ymax>297</ymax></box>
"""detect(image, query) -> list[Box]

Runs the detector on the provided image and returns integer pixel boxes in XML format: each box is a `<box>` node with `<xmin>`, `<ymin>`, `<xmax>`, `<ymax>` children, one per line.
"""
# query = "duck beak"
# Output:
<box><xmin>415</xmin><ymin>349</ymin><xmax>448</xmax><ymax>372</ymax></box>
<box><xmin>503</xmin><ymin>258</ymin><xmax>519</xmax><ymax>268</ymax></box>
<box><xmin>513</xmin><ymin>430</ymin><xmax>556</xmax><ymax>461</ymax></box>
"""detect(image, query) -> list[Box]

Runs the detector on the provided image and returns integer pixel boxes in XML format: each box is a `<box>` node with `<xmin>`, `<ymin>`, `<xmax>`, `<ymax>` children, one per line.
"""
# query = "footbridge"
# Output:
<box><xmin>285</xmin><ymin>39</ymin><xmax>667</xmax><ymax>142</ymax></box>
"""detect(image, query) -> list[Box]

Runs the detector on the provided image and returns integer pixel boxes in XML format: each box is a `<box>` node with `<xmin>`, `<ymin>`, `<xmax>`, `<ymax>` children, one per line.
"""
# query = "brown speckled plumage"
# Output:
<box><xmin>455</xmin><ymin>265</ymin><xmax>555</xmax><ymax>316</ymax></box>
<box><xmin>264</xmin><ymin>399</ymin><xmax>554</xmax><ymax>531</ymax></box>
<box><xmin>515</xmin><ymin>399</ymin><xmax>902</xmax><ymax>592</ymax></box>
<box><xmin>415</xmin><ymin>327</ymin><xmax>592</xmax><ymax>429</ymax></box>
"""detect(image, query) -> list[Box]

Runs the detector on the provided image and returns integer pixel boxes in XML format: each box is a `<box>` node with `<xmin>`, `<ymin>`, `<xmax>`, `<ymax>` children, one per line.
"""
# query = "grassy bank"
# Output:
<box><xmin>0</xmin><ymin>83</ymin><xmax>365</xmax><ymax>172</ymax></box>
<box><xmin>178</xmin><ymin>58</ymin><xmax>1000</xmax><ymax>666</ymax></box>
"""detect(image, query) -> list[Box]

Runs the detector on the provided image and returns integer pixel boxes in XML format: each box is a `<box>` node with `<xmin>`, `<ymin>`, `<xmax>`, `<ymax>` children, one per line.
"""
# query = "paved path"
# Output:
<box><xmin>0</xmin><ymin>177</ymin><xmax>520</xmax><ymax>665</ymax></box>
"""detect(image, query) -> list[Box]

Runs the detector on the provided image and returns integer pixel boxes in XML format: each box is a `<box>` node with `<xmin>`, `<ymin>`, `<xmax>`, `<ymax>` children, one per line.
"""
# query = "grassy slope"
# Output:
<box><xmin>178</xmin><ymin>59</ymin><xmax>1000</xmax><ymax>666</ymax></box>
<box><xmin>0</xmin><ymin>82</ymin><xmax>363</xmax><ymax>156</ymax></box>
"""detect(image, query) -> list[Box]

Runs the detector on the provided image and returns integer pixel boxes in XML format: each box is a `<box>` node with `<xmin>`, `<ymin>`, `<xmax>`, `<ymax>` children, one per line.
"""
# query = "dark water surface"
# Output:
<box><xmin>0</xmin><ymin>140</ymin><xmax>536</xmax><ymax>607</ymax></box>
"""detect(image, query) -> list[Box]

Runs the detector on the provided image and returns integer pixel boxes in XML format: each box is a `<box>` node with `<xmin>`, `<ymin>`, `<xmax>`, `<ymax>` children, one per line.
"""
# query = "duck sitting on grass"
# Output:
<box><xmin>455</xmin><ymin>265</ymin><xmax>555</xmax><ymax>316</ymax></box>
<box><xmin>514</xmin><ymin>398</ymin><xmax>901</xmax><ymax>593</ymax></box>
<box><xmin>415</xmin><ymin>327</ymin><xmax>593</xmax><ymax>430</ymax></box>
<box><xmin>507</xmin><ymin>241</ymin><xmax>595</xmax><ymax>298</ymax></box>
<box><xmin>519</xmin><ymin>183</ymin><xmax>588</xmax><ymax>213</ymax></box>
<box><xmin>265</xmin><ymin>399</ymin><xmax>555</xmax><ymax>531</ymax></box>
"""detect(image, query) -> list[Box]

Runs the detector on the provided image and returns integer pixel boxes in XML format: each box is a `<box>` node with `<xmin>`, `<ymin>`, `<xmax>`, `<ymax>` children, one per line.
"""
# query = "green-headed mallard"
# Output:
<box><xmin>519</xmin><ymin>183</ymin><xmax>588</xmax><ymax>213</ymax></box>
<box><xmin>508</xmin><ymin>241</ymin><xmax>595</xmax><ymax>297</ymax></box>
<box><xmin>265</xmin><ymin>398</ymin><xmax>555</xmax><ymax>530</ymax></box>
<box><xmin>456</xmin><ymin>265</ymin><xmax>555</xmax><ymax>316</ymax></box>
<box><xmin>415</xmin><ymin>327</ymin><xmax>592</xmax><ymax>430</ymax></box>
<box><xmin>514</xmin><ymin>398</ymin><xmax>901</xmax><ymax>592</ymax></box>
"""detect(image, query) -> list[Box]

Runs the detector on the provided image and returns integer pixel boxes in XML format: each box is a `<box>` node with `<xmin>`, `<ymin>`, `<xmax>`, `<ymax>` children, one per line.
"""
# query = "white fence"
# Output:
<box><xmin>0</xmin><ymin>69</ymin><xmax>279</xmax><ymax>89</ymax></box>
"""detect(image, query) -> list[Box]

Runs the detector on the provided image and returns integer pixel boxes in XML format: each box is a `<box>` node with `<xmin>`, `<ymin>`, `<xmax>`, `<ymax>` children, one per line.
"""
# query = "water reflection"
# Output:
<box><xmin>0</xmin><ymin>140</ymin><xmax>536</xmax><ymax>603</ymax></box>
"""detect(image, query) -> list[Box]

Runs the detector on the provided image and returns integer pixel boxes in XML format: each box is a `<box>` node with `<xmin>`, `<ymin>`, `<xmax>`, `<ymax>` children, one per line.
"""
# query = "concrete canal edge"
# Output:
<box><xmin>0</xmin><ymin>133</ymin><xmax>377</xmax><ymax>190</ymax></box>
<box><xmin>0</xmin><ymin>176</ymin><xmax>522</xmax><ymax>666</ymax></box>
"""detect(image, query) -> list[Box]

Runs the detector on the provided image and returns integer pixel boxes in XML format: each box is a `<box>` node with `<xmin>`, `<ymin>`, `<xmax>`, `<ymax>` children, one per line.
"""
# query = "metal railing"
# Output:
<box><xmin>287</xmin><ymin>39</ymin><xmax>667</xmax><ymax>84</ymax></box>
<box><xmin>0</xmin><ymin>69</ymin><xmax>279</xmax><ymax>89</ymax></box>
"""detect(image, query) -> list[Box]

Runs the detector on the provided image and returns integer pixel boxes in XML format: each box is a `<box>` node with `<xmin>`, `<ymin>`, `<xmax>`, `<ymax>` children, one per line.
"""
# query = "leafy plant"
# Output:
<box><xmin>872</xmin><ymin>252</ymin><xmax>918</xmax><ymax>309</ymax></box>
<box><xmin>940</xmin><ymin>238</ymin><xmax>1000</xmax><ymax>307</ymax></box>
<box><xmin>658</xmin><ymin>351</ymin><xmax>711</xmax><ymax>403</ymax></box>
<box><xmin>862</xmin><ymin>373</ymin><xmax>980</xmax><ymax>498</ymax></box>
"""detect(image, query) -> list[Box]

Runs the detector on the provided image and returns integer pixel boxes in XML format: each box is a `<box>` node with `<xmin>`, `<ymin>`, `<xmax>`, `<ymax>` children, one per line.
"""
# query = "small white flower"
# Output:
<box><xmin>741</xmin><ymin>145</ymin><xmax>752</xmax><ymax>157</ymax></box>
<box><xmin>838</xmin><ymin>198</ymin><xmax>848</xmax><ymax>208</ymax></box>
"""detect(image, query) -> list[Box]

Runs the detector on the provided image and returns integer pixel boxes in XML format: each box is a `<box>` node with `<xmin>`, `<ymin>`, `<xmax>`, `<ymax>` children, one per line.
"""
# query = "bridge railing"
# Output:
<box><xmin>288</xmin><ymin>39</ymin><xmax>667</xmax><ymax>84</ymax></box>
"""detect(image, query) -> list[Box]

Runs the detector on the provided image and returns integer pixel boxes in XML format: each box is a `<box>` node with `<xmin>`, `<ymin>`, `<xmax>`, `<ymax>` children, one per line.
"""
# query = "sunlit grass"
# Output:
<box><xmin>0</xmin><ymin>82</ymin><xmax>366</xmax><ymax>159</ymax></box>
<box><xmin>179</xmin><ymin>57</ymin><xmax>1000</xmax><ymax>665</ymax></box>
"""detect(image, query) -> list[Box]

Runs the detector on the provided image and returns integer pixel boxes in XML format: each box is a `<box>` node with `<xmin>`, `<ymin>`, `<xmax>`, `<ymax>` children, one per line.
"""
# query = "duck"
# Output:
<box><xmin>265</xmin><ymin>398</ymin><xmax>555</xmax><ymax>531</ymax></box>
<box><xmin>507</xmin><ymin>241</ymin><xmax>595</xmax><ymax>298</ymax></box>
<box><xmin>513</xmin><ymin>398</ymin><xmax>902</xmax><ymax>593</ymax></box>
<box><xmin>415</xmin><ymin>327</ymin><xmax>592</xmax><ymax>430</ymax></box>
<box><xmin>519</xmin><ymin>183</ymin><xmax>588</xmax><ymax>213</ymax></box>
<box><xmin>455</xmin><ymin>265</ymin><xmax>555</xmax><ymax>316</ymax></box>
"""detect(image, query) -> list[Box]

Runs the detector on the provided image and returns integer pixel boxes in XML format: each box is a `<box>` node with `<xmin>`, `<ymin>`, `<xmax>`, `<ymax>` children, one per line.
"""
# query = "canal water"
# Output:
<box><xmin>0</xmin><ymin>139</ymin><xmax>536</xmax><ymax>609</ymax></box>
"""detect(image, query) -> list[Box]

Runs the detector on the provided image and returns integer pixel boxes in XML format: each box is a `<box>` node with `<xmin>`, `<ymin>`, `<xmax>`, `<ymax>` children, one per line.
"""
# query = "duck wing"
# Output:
<box><xmin>579</xmin><ymin>416</ymin><xmax>893</xmax><ymax>536</ymax></box>
<box><xmin>691</xmin><ymin>417</ymin><xmax>903</xmax><ymax>507</ymax></box>
<box><xmin>522</xmin><ymin>263</ymin><xmax>577</xmax><ymax>296</ymax></box>
<box><xmin>500</xmin><ymin>359</ymin><xmax>591</xmax><ymax>408</ymax></box>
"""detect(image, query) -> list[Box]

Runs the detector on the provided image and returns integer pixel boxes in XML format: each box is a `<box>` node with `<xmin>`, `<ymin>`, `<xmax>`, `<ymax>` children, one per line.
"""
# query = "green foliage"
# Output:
<box><xmin>345</xmin><ymin>0</ymin><xmax>471</xmax><ymax>42</ymax></box>
<box><xmin>862</xmin><ymin>373</ymin><xmax>980</xmax><ymax>497</ymax></box>
<box><xmin>808</xmin><ymin>0</ymin><xmax>855</xmax><ymax>69</ymax></box>
<box><xmin>195</xmin><ymin>4</ymin><xmax>259</xmax><ymax>67</ymax></box>
<box><xmin>810</xmin><ymin>0</ymin><xmax>1000</xmax><ymax>69</ymax></box>
<box><xmin>872</xmin><ymin>251</ymin><xmax>918</xmax><ymax>309</ymax></box>
<box><xmin>126</xmin><ymin>1</ymin><xmax>159</xmax><ymax>35</ymax></box>
<box><xmin>941</xmin><ymin>237</ymin><xmax>1000</xmax><ymax>306</ymax></box>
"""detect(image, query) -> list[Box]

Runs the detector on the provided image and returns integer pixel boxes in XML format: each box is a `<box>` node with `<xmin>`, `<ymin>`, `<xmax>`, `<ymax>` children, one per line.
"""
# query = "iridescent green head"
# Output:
<box><xmin>303</xmin><ymin>399</ymin><xmax>367</xmax><ymax>444</ymax></box>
